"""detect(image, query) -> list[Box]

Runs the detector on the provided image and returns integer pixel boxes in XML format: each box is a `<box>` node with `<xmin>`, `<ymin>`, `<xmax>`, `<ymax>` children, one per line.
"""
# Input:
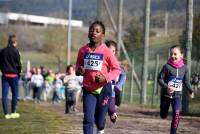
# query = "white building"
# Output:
<box><xmin>0</xmin><ymin>12</ymin><xmax>83</xmax><ymax>27</ymax></box>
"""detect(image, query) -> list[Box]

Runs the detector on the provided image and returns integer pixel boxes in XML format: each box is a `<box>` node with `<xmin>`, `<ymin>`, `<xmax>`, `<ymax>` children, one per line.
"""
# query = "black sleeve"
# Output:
<box><xmin>183</xmin><ymin>66</ymin><xmax>193</xmax><ymax>94</ymax></box>
<box><xmin>0</xmin><ymin>49</ymin><xmax>2</xmax><ymax>71</ymax></box>
<box><xmin>15</xmin><ymin>49</ymin><xmax>22</xmax><ymax>74</ymax></box>
<box><xmin>158</xmin><ymin>65</ymin><xmax>168</xmax><ymax>89</ymax></box>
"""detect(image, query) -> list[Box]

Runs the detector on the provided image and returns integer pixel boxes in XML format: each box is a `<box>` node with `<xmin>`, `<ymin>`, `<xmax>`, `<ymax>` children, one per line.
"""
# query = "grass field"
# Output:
<box><xmin>0</xmin><ymin>101</ymin><xmax>63</xmax><ymax>134</ymax></box>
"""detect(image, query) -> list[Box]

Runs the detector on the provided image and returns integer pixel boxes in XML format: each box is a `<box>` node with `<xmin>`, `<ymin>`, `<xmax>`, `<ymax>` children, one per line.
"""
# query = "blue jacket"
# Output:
<box><xmin>112</xmin><ymin>65</ymin><xmax>126</xmax><ymax>97</ymax></box>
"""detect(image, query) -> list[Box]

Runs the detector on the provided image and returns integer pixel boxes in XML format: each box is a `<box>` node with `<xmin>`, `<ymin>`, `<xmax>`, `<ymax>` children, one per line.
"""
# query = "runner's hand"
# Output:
<box><xmin>114</xmin><ymin>86</ymin><xmax>121</xmax><ymax>93</ymax></box>
<box><xmin>190</xmin><ymin>92</ymin><xmax>194</xmax><ymax>99</ymax></box>
<box><xmin>167</xmin><ymin>86</ymin><xmax>175</xmax><ymax>95</ymax></box>
<box><xmin>76</xmin><ymin>66</ymin><xmax>85</xmax><ymax>76</ymax></box>
<box><xmin>95</xmin><ymin>74</ymin><xmax>106</xmax><ymax>83</ymax></box>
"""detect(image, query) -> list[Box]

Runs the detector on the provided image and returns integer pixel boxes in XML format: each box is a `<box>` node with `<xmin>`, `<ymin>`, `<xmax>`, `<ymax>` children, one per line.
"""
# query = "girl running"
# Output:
<box><xmin>63</xmin><ymin>65</ymin><xmax>83</xmax><ymax>113</ymax></box>
<box><xmin>158</xmin><ymin>45</ymin><xmax>194</xmax><ymax>134</ymax></box>
<box><xmin>31</xmin><ymin>67</ymin><xmax>44</xmax><ymax>104</ymax></box>
<box><xmin>76</xmin><ymin>21</ymin><xmax>120</xmax><ymax>134</ymax></box>
<box><xmin>105</xmin><ymin>40</ymin><xmax>126</xmax><ymax>123</ymax></box>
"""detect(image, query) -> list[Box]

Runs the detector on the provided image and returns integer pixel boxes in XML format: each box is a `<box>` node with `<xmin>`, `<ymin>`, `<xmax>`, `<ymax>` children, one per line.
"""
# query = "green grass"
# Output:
<box><xmin>21</xmin><ymin>51</ymin><xmax>66</xmax><ymax>71</ymax></box>
<box><xmin>21</xmin><ymin>50</ymin><xmax>80</xmax><ymax>72</ymax></box>
<box><xmin>21</xmin><ymin>51</ymin><xmax>57</xmax><ymax>66</ymax></box>
<box><xmin>0</xmin><ymin>101</ymin><xmax>69</xmax><ymax>134</ymax></box>
<box><xmin>150</xmin><ymin>29</ymin><xmax>182</xmax><ymax>47</ymax></box>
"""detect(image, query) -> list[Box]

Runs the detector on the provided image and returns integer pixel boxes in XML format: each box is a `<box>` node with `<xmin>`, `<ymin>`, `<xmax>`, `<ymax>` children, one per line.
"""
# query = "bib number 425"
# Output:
<box><xmin>87</xmin><ymin>60</ymin><xmax>99</xmax><ymax>67</ymax></box>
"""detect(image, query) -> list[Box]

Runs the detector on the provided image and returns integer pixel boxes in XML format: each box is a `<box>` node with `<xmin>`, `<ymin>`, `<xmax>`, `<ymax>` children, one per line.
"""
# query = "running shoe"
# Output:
<box><xmin>110</xmin><ymin>113</ymin><xmax>118</xmax><ymax>123</ymax></box>
<box><xmin>10</xmin><ymin>113</ymin><xmax>20</xmax><ymax>118</ymax></box>
<box><xmin>5</xmin><ymin>114</ymin><xmax>11</xmax><ymax>119</ymax></box>
<box><xmin>97</xmin><ymin>129</ymin><xmax>104</xmax><ymax>134</ymax></box>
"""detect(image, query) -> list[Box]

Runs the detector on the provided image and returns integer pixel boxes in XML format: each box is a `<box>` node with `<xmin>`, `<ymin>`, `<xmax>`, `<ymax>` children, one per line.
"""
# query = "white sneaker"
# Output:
<box><xmin>97</xmin><ymin>129</ymin><xmax>104</xmax><ymax>134</ymax></box>
<box><xmin>10</xmin><ymin>112</ymin><xmax>20</xmax><ymax>119</ymax></box>
<box><xmin>5</xmin><ymin>114</ymin><xmax>11</xmax><ymax>119</ymax></box>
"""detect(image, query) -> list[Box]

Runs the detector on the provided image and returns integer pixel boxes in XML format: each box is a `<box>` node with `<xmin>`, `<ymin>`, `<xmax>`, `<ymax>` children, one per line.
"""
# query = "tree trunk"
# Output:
<box><xmin>141</xmin><ymin>0</ymin><xmax>151</xmax><ymax>104</ymax></box>
<box><xmin>182</xmin><ymin>0</ymin><xmax>193</xmax><ymax>115</ymax></box>
<box><xmin>117</xmin><ymin>0</ymin><xmax>123</xmax><ymax>56</ymax></box>
<box><xmin>152</xmin><ymin>54</ymin><xmax>159</xmax><ymax>106</ymax></box>
<box><xmin>97</xmin><ymin>0</ymin><xmax>102</xmax><ymax>20</ymax></box>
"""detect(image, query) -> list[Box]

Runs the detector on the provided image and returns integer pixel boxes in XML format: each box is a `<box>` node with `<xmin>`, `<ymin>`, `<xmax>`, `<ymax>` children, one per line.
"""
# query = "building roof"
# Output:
<box><xmin>0</xmin><ymin>12</ymin><xmax>83</xmax><ymax>27</ymax></box>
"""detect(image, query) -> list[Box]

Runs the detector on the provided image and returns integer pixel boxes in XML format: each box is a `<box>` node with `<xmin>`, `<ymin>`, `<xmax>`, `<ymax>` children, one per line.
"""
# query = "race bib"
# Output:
<box><xmin>168</xmin><ymin>77</ymin><xmax>183</xmax><ymax>91</ymax></box>
<box><xmin>84</xmin><ymin>52</ymin><xmax>103</xmax><ymax>71</ymax></box>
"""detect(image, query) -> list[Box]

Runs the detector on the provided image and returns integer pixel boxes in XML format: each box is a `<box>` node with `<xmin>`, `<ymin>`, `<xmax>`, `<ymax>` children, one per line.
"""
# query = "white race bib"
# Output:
<box><xmin>168</xmin><ymin>78</ymin><xmax>182</xmax><ymax>91</ymax></box>
<box><xmin>84</xmin><ymin>53</ymin><xmax>103</xmax><ymax>71</ymax></box>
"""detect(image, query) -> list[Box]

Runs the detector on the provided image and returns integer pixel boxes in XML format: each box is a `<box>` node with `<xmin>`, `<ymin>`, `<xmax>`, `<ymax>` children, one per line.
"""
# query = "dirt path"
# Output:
<box><xmin>39</xmin><ymin>102</ymin><xmax>200</xmax><ymax>134</ymax></box>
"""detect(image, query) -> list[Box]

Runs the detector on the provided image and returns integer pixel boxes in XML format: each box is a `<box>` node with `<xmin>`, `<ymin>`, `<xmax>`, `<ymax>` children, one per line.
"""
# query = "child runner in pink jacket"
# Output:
<box><xmin>76</xmin><ymin>21</ymin><xmax>120</xmax><ymax>134</ymax></box>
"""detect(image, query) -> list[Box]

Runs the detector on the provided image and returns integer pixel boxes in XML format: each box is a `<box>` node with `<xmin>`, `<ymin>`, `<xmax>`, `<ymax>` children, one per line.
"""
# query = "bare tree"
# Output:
<box><xmin>141</xmin><ymin>0</ymin><xmax>151</xmax><ymax>104</ymax></box>
<box><xmin>182</xmin><ymin>0</ymin><xmax>193</xmax><ymax>114</ymax></box>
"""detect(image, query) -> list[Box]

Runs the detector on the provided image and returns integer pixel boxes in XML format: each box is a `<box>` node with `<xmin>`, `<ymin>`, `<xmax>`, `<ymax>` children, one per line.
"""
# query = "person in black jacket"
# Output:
<box><xmin>0</xmin><ymin>34</ymin><xmax>22</xmax><ymax>119</ymax></box>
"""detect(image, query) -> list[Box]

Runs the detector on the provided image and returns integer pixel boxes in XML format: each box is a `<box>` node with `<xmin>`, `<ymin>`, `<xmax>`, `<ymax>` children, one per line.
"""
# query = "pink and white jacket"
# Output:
<box><xmin>76</xmin><ymin>43</ymin><xmax>120</xmax><ymax>92</ymax></box>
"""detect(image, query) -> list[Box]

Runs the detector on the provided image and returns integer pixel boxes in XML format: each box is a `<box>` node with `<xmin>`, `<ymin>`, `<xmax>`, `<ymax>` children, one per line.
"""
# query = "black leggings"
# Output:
<box><xmin>160</xmin><ymin>96</ymin><xmax>181</xmax><ymax>134</ymax></box>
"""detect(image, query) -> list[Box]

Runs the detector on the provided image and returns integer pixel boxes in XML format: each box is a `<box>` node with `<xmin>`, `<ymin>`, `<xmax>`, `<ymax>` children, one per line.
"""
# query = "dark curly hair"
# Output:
<box><xmin>89</xmin><ymin>21</ymin><xmax>106</xmax><ymax>34</ymax></box>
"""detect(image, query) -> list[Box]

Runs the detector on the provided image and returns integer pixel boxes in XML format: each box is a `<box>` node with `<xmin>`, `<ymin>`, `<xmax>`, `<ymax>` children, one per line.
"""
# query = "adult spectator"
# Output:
<box><xmin>0</xmin><ymin>34</ymin><xmax>22</xmax><ymax>119</ymax></box>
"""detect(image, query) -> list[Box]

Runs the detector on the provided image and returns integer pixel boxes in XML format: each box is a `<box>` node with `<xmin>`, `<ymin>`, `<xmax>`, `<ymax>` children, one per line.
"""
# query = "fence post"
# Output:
<box><xmin>27</xmin><ymin>60</ymin><xmax>31</xmax><ymax>71</ymax></box>
<box><xmin>152</xmin><ymin>54</ymin><xmax>159</xmax><ymax>106</ymax></box>
<box><xmin>122</xmin><ymin>84</ymin><xmax>125</xmax><ymax>103</ymax></box>
<box><xmin>130</xmin><ymin>58</ymin><xmax>134</xmax><ymax>104</ymax></box>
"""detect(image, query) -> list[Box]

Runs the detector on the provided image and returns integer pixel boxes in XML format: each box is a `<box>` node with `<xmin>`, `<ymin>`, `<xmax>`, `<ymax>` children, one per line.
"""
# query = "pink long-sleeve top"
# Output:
<box><xmin>76</xmin><ymin>43</ymin><xmax>120</xmax><ymax>92</ymax></box>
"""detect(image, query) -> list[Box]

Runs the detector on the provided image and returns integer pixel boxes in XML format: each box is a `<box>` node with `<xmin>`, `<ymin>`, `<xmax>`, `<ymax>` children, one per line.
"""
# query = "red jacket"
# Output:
<box><xmin>76</xmin><ymin>43</ymin><xmax>120</xmax><ymax>92</ymax></box>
